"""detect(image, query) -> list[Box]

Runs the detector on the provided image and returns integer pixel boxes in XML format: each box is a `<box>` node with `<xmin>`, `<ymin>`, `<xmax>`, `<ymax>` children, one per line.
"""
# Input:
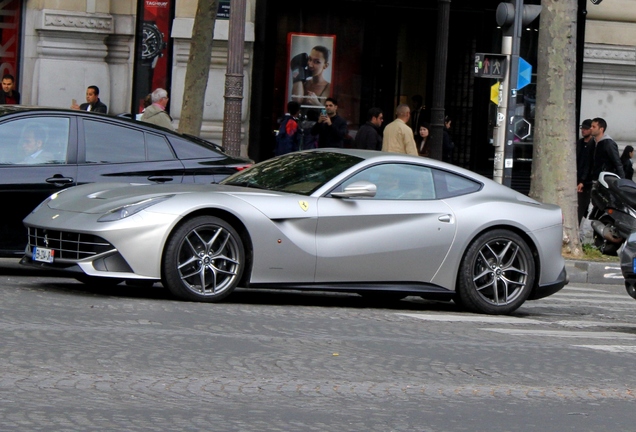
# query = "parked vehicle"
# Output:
<box><xmin>21</xmin><ymin>149</ymin><xmax>567</xmax><ymax>315</ymax></box>
<box><xmin>0</xmin><ymin>106</ymin><xmax>252</xmax><ymax>256</ymax></box>
<box><xmin>589</xmin><ymin>171</ymin><xmax>636</xmax><ymax>257</ymax></box>
<box><xmin>588</xmin><ymin>171</ymin><xmax>636</xmax><ymax>300</ymax></box>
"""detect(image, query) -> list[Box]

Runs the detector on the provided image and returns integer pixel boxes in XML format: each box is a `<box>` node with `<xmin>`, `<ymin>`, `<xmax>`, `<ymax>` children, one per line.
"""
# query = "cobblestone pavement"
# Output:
<box><xmin>0</xmin><ymin>260</ymin><xmax>635</xmax><ymax>431</ymax></box>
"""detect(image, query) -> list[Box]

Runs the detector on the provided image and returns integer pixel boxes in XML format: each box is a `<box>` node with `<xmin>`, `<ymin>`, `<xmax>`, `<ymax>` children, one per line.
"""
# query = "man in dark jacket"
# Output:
<box><xmin>71</xmin><ymin>85</ymin><xmax>108</xmax><ymax>113</ymax></box>
<box><xmin>354</xmin><ymin>107</ymin><xmax>383</xmax><ymax>150</ymax></box>
<box><xmin>590</xmin><ymin>117</ymin><xmax>624</xmax><ymax>180</ymax></box>
<box><xmin>0</xmin><ymin>74</ymin><xmax>20</xmax><ymax>104</ymax></box>
<box><xmin>311</xmin><ymin>97</ymin><xmax>347</xmax><ymax>148</ymax></box>
<box><xmin>576</xmin><ymin>119</ymin><xmax>595</xmax><ymax>224</ymax></box>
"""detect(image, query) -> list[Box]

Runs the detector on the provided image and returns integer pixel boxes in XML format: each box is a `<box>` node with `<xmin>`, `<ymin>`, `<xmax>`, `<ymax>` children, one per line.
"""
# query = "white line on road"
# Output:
<box><xmin>397</xmin><ymin>313</ymin><xmax>541</xmax><ymax>324</ymax></box>
<box><xmin>573</xmin><ymin>345</ymin><xmax>636</xmax><ymax>353</ymax></box>
<box><xmin>481</xmin><ymin>329</ymin><xmax>636</xmax><ymax>339</ymax></box>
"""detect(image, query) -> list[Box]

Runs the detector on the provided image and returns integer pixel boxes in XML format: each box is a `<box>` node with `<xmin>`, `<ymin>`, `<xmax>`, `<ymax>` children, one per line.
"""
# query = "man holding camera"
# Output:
<box><xmin>311</xmin><ymin>97</ymin><xmax>347</xmax><ymax>148</ymax></box>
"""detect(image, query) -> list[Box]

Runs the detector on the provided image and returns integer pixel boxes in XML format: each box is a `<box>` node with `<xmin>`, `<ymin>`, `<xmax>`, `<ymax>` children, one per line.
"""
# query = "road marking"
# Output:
<box><xmin>481</xmin><ymin>329</ymin><xmax>636</xmax><ymax>339</ymax></box>
<box><xmin>397</xmin><ymin>313</ymin><xmax>541</xmax><ymax>324</ymax></box>
<box><xmin>551</xmin><ymin>293</ymin><xmax>628</xmax><ymax>299</ymax></box>
<box><xmin>553</xmin><ymin>320</ymin><xmax>636</xmax><ymax>329</ymax></box>
<box><xmin>573</xmin><ymin>345</ymin><xmax>636</xmax><ymax>353</ymax></box>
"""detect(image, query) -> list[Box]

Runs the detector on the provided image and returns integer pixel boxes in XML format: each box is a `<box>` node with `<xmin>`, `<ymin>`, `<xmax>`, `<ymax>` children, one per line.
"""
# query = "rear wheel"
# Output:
<box><xmin>162</xmin><ymin>216</ymin><xmax>244</xmax><ymax>302</ymax></box>
<box><xmin>456</xmin><ymin>229</ymin><xmax>534</xmax><ymax>315</ymax></box>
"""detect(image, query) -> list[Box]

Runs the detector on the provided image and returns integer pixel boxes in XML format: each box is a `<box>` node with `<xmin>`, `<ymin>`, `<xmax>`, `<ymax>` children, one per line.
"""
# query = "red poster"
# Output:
<box><xmin>0</xmin><ymin>0</ymin><xmax>22</xmax><ymax>81</ymax></box>
<box><xmin>134</xmin><ymin>0</ymin><xmax>173</xmax><ymax>114</ymax></box>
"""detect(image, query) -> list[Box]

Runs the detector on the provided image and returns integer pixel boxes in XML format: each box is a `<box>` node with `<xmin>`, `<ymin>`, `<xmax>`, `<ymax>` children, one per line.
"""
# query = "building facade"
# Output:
<box><xmin>2</xmin><ymin>0</ymin><xmax>634</xmax><ymax>189</ymax></box>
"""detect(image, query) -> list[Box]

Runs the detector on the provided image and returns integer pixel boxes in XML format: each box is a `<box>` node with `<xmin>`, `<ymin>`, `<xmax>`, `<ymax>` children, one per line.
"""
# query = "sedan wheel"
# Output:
<box><xmin>162</xmin><ymin>216</ymin><xmax>244</xmax><ymax>302</ymax></box>
<box><xmin>457</xmin><ymin>229</ymin><xmax>534</xmax><ymax>315</ymax></box>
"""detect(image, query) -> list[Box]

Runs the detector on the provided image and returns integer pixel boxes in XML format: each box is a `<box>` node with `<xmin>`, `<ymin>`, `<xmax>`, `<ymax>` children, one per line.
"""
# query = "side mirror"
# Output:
<box><xmin>331</xmin><ymin>180</ymin><xmax>377</xmax><ymax>198</ymax></box>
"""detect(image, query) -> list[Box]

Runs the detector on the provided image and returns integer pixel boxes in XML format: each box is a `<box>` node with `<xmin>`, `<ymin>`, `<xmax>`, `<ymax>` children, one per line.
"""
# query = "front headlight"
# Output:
<box><xmin>98</xmin><ymin>195</ymin><xmax>174</xmax><ymax>222</ymax></box>
<box><xmin>31</xmin><ymin>190</ymin><xmax>66</xmax><ymax>214</ymax></box>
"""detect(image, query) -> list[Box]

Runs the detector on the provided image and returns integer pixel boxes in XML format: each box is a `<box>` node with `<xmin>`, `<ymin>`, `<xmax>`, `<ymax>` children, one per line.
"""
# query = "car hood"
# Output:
<box><xmin>44</xmin><ymin>182</ymin><xmax>282</xmax><ymax>214</ymax></box>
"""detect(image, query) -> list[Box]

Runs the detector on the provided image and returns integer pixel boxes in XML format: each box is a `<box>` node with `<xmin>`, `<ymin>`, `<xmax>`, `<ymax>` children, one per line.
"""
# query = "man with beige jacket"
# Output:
<box><xmin>381</xmin><ymin>104</ymin><xmax>418</xmax><ymax>155</ymax></box>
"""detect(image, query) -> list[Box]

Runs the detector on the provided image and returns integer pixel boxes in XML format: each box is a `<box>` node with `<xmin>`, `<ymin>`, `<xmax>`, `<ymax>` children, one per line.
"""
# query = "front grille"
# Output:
<box><xmin>27</xmin><ymin>227</ymin><xmax>114</xmax><ymax>260</ymax></box>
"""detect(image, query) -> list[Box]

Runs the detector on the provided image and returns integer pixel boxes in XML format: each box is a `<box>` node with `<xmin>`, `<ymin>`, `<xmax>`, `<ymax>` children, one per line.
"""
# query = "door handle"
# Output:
<box><xmin>438</xmin><ymin>214</ymin><xmax>452</xmax><ymax>223</ymax></box>
<box><xmin>45</xmin><ymin>176</ymin><xmax>74</xmax><ymax>185</ymax></box>
<box><xmin>148</xmin><ymin>176</ymin><xmax>174</xmax><ymax>183</ymax></box>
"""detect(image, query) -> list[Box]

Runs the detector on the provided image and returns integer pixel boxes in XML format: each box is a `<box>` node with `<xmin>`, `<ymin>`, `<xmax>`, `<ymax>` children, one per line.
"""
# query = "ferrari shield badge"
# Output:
<box><xmin>298</xmin><ymin>200</ymin><xmax>309</xmax><ymax>212</ymax></box>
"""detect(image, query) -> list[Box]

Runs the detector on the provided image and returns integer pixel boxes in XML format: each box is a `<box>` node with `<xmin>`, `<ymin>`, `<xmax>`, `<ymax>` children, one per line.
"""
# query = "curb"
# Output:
<box><xmin>565</xmin><ymin>259</ymin><xmax>623</xmax><ymax>285</ymax></box>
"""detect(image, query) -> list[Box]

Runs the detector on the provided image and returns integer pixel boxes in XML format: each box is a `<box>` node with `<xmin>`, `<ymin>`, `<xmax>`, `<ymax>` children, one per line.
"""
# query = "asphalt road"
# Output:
<box><xmin>1</xmin><ymin>259</ymin><xmax>635</xmax><ymax>431</ymax></box>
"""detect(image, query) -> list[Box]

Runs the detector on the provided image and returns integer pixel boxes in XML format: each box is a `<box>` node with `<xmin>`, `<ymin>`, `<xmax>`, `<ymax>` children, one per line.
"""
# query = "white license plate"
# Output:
<box><xmin>32</xmin><ymin>246</ymin><xmax>54</xmax><ymax>263</ymax></box>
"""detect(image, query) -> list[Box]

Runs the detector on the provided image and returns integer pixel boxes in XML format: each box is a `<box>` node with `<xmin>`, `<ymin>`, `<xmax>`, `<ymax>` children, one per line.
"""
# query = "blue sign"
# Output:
<box><xmin>518</xmin><ymin>57</ymin><xmax>532</xmax><ymax>90</ymax></box>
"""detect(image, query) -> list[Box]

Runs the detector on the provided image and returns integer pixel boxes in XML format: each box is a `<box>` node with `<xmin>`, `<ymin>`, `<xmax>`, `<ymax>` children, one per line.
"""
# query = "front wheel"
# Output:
<box><xmin>456</xmin><ymin>229</ymin><xmax>535</xmax><ymax>315</ymax></box>
<box><xmin>162</xmin><ymin>216</ymin><xmax>245</xmax><ymax>302</ymax></box>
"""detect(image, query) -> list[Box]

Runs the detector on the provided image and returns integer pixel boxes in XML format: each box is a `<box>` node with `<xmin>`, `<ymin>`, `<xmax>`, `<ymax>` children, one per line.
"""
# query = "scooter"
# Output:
<box><xmin>588</xmin><ymin>171</ymin><xmax>636</xmax><ymax>256</ymax></box>
<box><xmin>588</xmin><ymin>171</ymin><xmax>636</xmax><ymax>300</ymax></box>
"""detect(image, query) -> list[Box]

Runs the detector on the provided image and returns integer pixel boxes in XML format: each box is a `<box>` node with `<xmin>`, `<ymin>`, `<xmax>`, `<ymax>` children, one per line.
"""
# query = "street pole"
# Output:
<box><xmin>222</xmin><ymin>0</ymin><xmax>247</xmax><ymax>157</ymax></box>
<box><xmin>492</xmin><ymin>37</ymin><xmax>511</xmax><ymax>184</ymax></box>
<box><xmin>501</xmin><ymin>0</ymin><xmax>523</xmax><ymax>188</ymax></box>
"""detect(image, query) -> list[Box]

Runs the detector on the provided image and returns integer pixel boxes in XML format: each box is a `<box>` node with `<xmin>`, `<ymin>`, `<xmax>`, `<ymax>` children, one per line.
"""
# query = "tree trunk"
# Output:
<box><xmin>531</xmin><ymin>0</ymin><xmax>582</xmax><ymax>257</ymax></box>
<box><xmin>178</xmin><ymin>0</ymin><xmax>218</xmax><ymax>136</ymax></box>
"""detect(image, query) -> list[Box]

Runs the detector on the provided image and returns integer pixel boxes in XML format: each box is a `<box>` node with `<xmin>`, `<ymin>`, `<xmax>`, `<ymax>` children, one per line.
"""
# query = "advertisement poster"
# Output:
<box><xmin>0</xmin><ymin>0</ymin><xmax>21</xmax><ymax>83</ymax></box>
<box><xmin>133</xmin><ymin>0</ymin><xmax>173</xmax><ymax>115</ymax></box>
<box><xmin>286</xmin><ymin>33</ymin><xmax>336</xmax><ymax>110</ymax></box>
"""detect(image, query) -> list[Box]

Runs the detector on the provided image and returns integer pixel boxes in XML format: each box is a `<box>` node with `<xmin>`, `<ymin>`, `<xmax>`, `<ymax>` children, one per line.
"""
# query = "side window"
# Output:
<box><xmin>0</xmin><ymin>117</ymin><xmax>69</xmax><ymax>165</ymax></box>
<box><xmin>146</xmin><ymin>133</ymin><xmax>175</xmax><ymax>161</ymax></box>
<box><xmin>338</xmin><ymin>163</ymin><xmax>436</xmax><ymax>200</ymax></box>
<box><xmin>433</xmin><ymin>169</ymin><xmax>482</xmax><ymax>198</ymax></box>
<box><xmin>84</xmin><ymin>120</ymin><xmax>145</xmax><ymax>163</ymax></box>
<box><xmin>170</xmin><ymin>136</ymin><xmax>224</xmax><ymax>160</ymax></box>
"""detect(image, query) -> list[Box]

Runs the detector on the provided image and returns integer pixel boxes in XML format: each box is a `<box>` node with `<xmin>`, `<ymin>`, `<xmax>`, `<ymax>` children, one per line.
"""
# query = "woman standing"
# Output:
<box><xmin>621</xmin><ymin>145</ymin><xmax>634</xmax><ymax>180</ymax></box>
<box><xmin>415</xmin><ymin>123</ymin><xmax>430</xmax><ymax>157</ymax></box>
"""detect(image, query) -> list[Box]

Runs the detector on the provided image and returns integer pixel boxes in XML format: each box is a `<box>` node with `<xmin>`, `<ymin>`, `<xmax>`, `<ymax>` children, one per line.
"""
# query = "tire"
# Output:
<box><xmin>162</xmin><ymin>216</ymin><xmax>244</xmax><ymax>302</ymax></box>
<box><xmin>456</xmin><ymin>229</ymin><xmax>535</xmax><ymax>315</ymax></box>
<box><xmin>75</xmin><ymin>275</ymin><xmax>123</xmax><ymax>287</ymax></box>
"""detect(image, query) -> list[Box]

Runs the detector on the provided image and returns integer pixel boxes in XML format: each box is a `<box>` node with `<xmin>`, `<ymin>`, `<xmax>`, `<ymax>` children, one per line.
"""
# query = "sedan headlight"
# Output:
<box><xmin>98</xmin><ymin>195</ymin><xmax>174</xmax><ymax>222</ymax></box>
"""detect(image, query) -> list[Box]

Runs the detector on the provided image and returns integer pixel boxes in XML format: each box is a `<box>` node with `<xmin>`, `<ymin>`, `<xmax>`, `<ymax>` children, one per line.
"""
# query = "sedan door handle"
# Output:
<box><xmin>45</xmin><ymin>176</ymin><xmax>74</xmax><ymax>185</ymax></box>
<box><xmin>438</xmin><ymin>214</ymin><xmax>452</xmax><ymax>223</ymax></box>
<box><xmin>148</xmin><ymin>176</ymin><xmax>174</xmax><ymax>183</ymax></box>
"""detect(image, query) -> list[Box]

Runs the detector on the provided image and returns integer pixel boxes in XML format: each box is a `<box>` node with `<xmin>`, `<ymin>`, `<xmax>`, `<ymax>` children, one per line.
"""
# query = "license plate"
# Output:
<box><xmin>32</xmin><ymin>246</ymin><xmax>54</xmax><ymax>263</ymax></box>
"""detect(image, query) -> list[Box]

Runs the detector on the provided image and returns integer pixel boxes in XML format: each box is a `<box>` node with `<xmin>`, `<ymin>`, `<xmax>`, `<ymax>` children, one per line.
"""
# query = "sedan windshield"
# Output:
<box><xmin>221</xmin><ymin>151</ymin><xmax>363</xmax><ymax>195</ymax></box>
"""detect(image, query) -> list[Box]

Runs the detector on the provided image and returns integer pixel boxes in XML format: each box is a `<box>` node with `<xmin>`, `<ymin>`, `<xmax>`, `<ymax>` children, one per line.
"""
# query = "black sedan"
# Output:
<box><xmin>0</xmin><ymin>106</ymin><xmax>252</xmax><ymax>256</ymax></box>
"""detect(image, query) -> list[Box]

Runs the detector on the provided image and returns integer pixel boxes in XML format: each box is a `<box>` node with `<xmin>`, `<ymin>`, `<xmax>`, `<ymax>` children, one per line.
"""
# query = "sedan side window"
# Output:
<box><xmin>84</xmin><ymin>120</ymin><xmax>145</xmax><ymax>163</ymax></box>
<box><xmin>146</xmin><ymin>133</ymin><xmax>176</xmax><ymax>161</ymax></box>
<box><xmin>0</xmin><ymin>117</ymin><xmax>69</xmax><ymax>165</ymax></box>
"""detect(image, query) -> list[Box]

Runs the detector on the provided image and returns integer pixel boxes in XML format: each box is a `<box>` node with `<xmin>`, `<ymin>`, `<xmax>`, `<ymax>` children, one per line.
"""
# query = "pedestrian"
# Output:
<box><xmin>136</xmin><ymin>93</ymin><xmax>152</xmax><ymax>121</ymax></box>
<box><xmin>590</xmin><ymin>117</ymin><xmax>624</xmax><ymax>179</ymax></box>
<box><xmin>311</xmin><ymin>97</ymin><xmax>347</xmax><ymax>148</ymax></box>
<box><xmin>576</xmin><ymin>119</ymin><xmax>595</xmax><ymax>224</ymax></box>
<box><xmin>71</xmin><ymin>85</ymin><xmax>108</xmax><ymax>113</ymax></box>
<box><xmin>442</xmin><ymin>115</ymin><xmax>454</xmax><ymax>163</ymax></box>
<box><xmin>416</xmin><ymin>123</ymin><xmax>430</xmax><ymax>157</ymax></box>
<box><xmin>140</xmin><ymin>88</ymin><xmax>175</xmax><ymax>131</ymax></box>
<box><xmin>381</xmin><ymin>104</ymin><xmax>417</xmax><ymax>155</ymax></box>
<box><xmin>275</xmin><ymin>101</ymin><xmax>301</xmax><ymax>156</ymax></box>
<box><xmin>299</xmin><ymin>109</ymin><xmax>319</xmax><ymax>150</ymax></box>
<box><xmin>621</xmin><ymin>145</ymin><xmax>634</xmax><ymax>181</ymax></box>
<box><xmin>354</xmin><ymin>107</ymin><xmax>383</xmax><ymax>151</ymax></box>
<box><xmin>0</xmin><ymin>74</ymin><xmax>20</xmax><ymax>104</ymax></box>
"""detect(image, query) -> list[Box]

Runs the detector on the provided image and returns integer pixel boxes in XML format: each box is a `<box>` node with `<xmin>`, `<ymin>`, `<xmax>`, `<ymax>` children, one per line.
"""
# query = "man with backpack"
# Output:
<box><xmin>275</xmin><ymin>101</ymin><xmax>301</xmax><ymax>156</ymax></box>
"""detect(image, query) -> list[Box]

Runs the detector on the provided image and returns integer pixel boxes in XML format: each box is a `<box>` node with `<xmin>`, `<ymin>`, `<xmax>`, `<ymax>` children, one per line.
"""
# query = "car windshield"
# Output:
<box><xmin>221</xmin><ymin>151</ymin><xmax>363</xmax><ymax>195</ymax></box>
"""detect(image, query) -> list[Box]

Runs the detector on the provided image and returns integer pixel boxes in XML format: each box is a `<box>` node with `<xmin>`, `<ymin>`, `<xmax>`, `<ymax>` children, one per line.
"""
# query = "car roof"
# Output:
<box><xmin>0</xmin><ymin>105</ymin><xmax>229</xmax><ymax>153</ymax></box>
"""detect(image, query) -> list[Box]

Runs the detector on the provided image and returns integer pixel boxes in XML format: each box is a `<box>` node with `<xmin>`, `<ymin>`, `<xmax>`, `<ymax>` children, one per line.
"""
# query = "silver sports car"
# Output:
<box><xmin>21</xmin><ymin>149</ymin><xmax>567</xmax><ymax>314</ymax></box>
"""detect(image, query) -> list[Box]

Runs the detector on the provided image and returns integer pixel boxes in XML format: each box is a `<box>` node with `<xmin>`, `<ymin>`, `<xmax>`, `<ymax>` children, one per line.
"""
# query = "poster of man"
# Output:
<box><xmin>287</xmin><ymin>33</ymin><xmax>336</xmax><ymax>109</ymax></box>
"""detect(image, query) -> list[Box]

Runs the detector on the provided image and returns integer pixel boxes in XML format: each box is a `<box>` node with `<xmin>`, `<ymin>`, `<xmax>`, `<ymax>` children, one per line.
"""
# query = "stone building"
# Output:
<box><xmin>4</xmin><ymin>0</ymin><xmax>634</xmax><ymax>189</ymax></box>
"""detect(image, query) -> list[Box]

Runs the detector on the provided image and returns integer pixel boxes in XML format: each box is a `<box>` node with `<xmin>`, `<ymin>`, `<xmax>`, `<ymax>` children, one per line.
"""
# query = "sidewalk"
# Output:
<box><xmin>565</xmin><ymin>259</ymin><xmax>623</xmax><ymax>285</ymax></box>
